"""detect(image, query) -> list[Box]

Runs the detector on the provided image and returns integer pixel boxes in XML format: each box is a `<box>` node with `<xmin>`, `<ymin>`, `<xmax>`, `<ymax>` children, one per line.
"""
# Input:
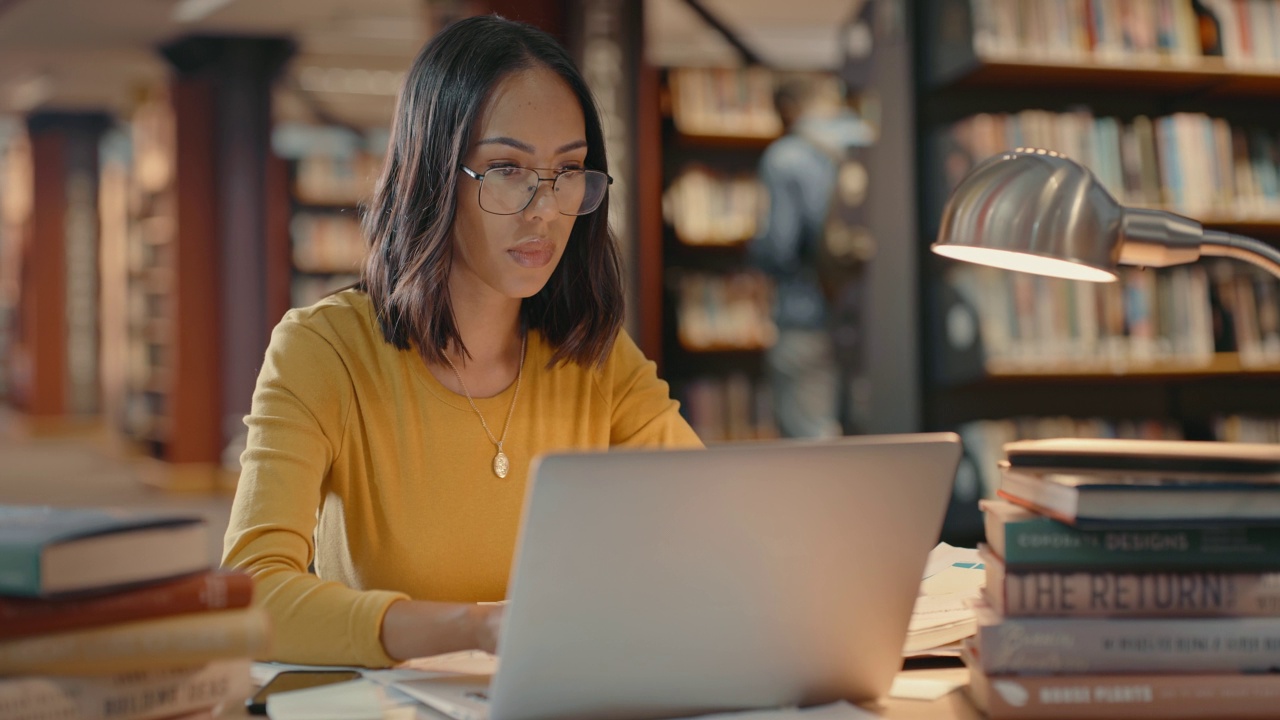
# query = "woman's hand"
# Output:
<box><xmin>380</xmin><ymin>599</ymin><xmax>505</xmax><ymax>661</ymax></box>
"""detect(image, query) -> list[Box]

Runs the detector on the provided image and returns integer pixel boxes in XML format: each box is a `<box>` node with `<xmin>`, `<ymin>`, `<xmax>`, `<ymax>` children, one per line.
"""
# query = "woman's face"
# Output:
<box><xmin>452</xmin><ymin>66</ymin><xmax>587</xmax><ymax>302</ymax></box>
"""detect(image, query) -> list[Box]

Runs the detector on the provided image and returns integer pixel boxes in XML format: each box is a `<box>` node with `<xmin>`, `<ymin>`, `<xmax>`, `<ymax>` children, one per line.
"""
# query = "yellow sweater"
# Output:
<box><xmin>222</xmin><ymin>290</ymin><xmax>702</xmax><ymax>667</ymax></box>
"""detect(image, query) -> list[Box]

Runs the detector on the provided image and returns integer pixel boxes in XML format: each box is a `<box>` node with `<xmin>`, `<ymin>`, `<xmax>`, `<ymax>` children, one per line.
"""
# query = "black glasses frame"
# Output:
<box><xmin>459</xmin><ymin>164</ymin><xmax>613</xmax><ymax>216</ymax></box>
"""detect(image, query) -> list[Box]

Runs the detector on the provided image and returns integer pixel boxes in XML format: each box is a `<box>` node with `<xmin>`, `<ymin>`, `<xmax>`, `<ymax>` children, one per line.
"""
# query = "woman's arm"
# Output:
<box><xmin>381</xmin><ymin>600</ymin><xmax>503</xmax><ymax>659</ymax></box>
<box><xmin>602</xmin><ymin>331</ymin><xmax>704</xmax><ymax>449</ymax></box>
<box><xmin>224</xmin><ymin>316</ymin><xmax>410</xmax><ymax>666</ymax></box>
<box><xmin>225</xmin><ymin>315</ymin><xmax>497</xmax><ymax>666</ymax></box>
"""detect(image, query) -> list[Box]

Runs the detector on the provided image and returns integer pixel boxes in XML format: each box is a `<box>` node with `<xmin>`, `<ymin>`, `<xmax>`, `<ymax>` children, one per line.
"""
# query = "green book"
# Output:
<box><xmin>0</xmin><ymin>505</ymin><xmax>209</xmax><ymax>597</ymax></box>
<box><xmin>982</xmin><ymin>499</ymin><xmax>1280</xmax><ymax>571</ymax></box>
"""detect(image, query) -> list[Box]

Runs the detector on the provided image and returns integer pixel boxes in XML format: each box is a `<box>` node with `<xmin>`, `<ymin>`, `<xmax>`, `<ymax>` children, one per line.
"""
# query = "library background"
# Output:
<box><xmin>2</xmin><ymin>0</ymin><xmax>1279</xmax><ymax>545</ymax></box>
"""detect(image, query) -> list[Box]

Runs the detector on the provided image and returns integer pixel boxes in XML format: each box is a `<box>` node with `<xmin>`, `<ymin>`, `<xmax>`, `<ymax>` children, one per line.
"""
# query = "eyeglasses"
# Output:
<box><xmin>460</xmin><ymin>164</ymin><xmax>612</xmax><ymax>216</ymax></box>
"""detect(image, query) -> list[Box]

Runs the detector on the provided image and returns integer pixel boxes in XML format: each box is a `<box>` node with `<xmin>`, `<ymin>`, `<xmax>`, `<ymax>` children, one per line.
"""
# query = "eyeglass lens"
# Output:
<box><xmin>479</xmin><ymin>168</ymin><xmax>607</xmax><ymax>216</ymax></box>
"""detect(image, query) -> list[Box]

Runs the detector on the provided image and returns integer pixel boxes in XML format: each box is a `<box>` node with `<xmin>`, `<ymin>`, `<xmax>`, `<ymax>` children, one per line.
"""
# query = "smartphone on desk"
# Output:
<box><xmin>246</xmin><ymin>669</ymin><xmax>364</xmax><ymax>715</ymax></box>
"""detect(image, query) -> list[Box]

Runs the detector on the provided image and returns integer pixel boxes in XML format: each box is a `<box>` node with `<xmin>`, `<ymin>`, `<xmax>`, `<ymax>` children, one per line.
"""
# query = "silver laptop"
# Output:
<box><xmin>402</xmin><ymin>433</ymin><xmax>961</xmax><ymax>720</ymax></box>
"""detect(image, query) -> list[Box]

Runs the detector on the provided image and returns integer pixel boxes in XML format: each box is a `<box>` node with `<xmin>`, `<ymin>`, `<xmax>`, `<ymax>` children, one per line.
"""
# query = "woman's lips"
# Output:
<box><xmin>508</xmin><ymin>238</ymin><xmax>555</xmax><ymax>268</ymax></box>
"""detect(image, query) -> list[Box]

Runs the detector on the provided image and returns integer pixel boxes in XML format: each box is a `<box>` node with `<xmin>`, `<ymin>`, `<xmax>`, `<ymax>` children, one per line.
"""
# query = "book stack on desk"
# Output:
<box><xmin>962</xmin><ymin>438</ymin><xmax>1280</xmax><ymax>719</ymax></box>
<box><xmin>0</xmin><ymin>505</ymin><xmax>269</xmax><ymax>720</ymax></box>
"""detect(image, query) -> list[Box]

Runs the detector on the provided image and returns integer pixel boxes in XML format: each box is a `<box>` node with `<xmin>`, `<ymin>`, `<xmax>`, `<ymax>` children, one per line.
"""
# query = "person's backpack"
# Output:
<box><xmin>797</xmin><ymin>130</ymin><xmax>876</xmax><ymax>303</ymax></box>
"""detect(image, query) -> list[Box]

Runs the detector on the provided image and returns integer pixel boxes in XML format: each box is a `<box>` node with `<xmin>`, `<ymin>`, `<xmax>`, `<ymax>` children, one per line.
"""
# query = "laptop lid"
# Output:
<box><xmin>488</xmin><ymin>433</ymin><xmax>961</xmax><ymax>720</ymax></box>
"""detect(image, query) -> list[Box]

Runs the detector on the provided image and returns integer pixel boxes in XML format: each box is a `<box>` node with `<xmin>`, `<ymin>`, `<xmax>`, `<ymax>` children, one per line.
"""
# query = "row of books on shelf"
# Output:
<box><xmin>945</xmin><ymin>110</ymin><xmax>1280</xmax><ymax>219</ymax></box>
<box><xmin>967</xmin><ymin>0</ymin><xmax>1280</xmax><ymax>69</ymax></box>
<box><xmin>291</xmin><ymin>212</ymin><xmax>365</xmax><ymax>274</ymax></box>
<box><xmin>947</xmin><ymin>259</ymin><xmax>1280</xmax><ymax>373</ymax></box>
<box><xmin>966</xmin><ymin>436</ymin><xmax>1280</xmax><ymax>718</ymax></box>
<box><xmin>1217</xmin><ymin>413</ymin><xmax>1280</xmax><ymax>442</ymax></box>
<box><xmin>292</xmin><ymin>273</ymin><xmax>359</xmax><ymax>310</ymax></box>
<box><xmin>663</xmin><ymin>165</ymin><xmax>762</xmax><ymax>246</ymax></box>
<box><xmin>273</xmin><ymin>123</ymin><xmax>386</xmax><ymax>207</ymax></box>
<box><xmin>674</xmin><ymin>270</ymin><xmax>776</xmax><ymax>352</ymax></box>
<box><xmin>666</xmin><ymin>67</ymin><xmax>783</xmax><ymax>139</ymax></box>
<box><xmin>680</xmin><ymin>373</ymin><xmax>778</xmax><ymax>443</ymax></box>
<box><xmin>0</xmin><ymin>505</ymin><xmax>267</xmax><ymax>720</ymax></box>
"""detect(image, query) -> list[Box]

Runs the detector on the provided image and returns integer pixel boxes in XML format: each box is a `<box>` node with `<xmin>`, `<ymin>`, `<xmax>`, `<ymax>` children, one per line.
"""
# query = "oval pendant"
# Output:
<box><xmin>493</xmin><ymin>451</ymin><xmax>510</xmax><ymax>478</ymax></box>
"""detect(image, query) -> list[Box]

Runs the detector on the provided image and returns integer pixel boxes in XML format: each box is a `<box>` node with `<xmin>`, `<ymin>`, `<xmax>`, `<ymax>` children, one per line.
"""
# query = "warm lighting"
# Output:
<box><xmin>932</xmin><ymin>149</ymin><xmax>1280</xmax><ymax>281</ymax></box>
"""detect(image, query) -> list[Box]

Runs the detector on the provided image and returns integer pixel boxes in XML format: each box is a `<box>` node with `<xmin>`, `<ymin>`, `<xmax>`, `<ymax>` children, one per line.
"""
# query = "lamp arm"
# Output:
<box><xmin>1201</xmin><ymin>230</ymin><xmax>1280</xmax><ymax>280</ymax></box>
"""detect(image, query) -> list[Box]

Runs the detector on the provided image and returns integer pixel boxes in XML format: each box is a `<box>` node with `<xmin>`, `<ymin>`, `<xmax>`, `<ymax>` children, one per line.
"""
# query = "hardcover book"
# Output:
<box><xmin>0</xmin><ymin>607</ymin><xmax>270</xmax><ymax>675</ymax></box>
<box><xmin>0</xmin><ymin>569</ymin><xmax>253</xmax><ymax>641</ymax></box>
<box><xmin>981</xmin><ymin>498</ymin><xmax>1280</xmax><ymax>570</ymax></box>
<box><xmin>979</xmin><ymin>543</ymin><xmax>1280</xmax><ymax>617</ymax></box>
<box><xmin>0</xmin><ymin>505</ymin><xmax>209</xmax><ymax>597</ymax></box>
<box><xmin>972</xmin><ymin>599</ymin><xmax>1280</xmax><ymax>674</ymax></box>
<box><xmin>997</xmin><ymin>466</ymin><xmax>1280</xmax><ymax>526</ymax></box>
<box><xmin>963</xmin><ymin>640</ymin><xmax>1280</xmax><ymax>719</ymax></box>
<box><xmin>1003</xmin><ymin>437</ymin><xmax>1280</xmax><ymax>475</ymax></box>
<box><xmin>0</xmin><ymin>658</ymin><xmax>251</xmax><ymax>720</ymax></box>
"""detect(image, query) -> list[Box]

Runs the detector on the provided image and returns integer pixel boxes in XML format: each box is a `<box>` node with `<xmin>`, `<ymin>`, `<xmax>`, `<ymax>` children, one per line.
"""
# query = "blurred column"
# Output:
<box><xmin>484</xmin><ymin>0</ymin><xmax>566</xmax><ymax>40</ymax></box>
<box><xmin>13</xmin><ymin>112</ymin><xmax>110</xmax><ymax>418</ymax></box>
<box><xmin>157</xmin><ymin>35</ymin><xmax>294</xmax><ymax>465</ymax></box>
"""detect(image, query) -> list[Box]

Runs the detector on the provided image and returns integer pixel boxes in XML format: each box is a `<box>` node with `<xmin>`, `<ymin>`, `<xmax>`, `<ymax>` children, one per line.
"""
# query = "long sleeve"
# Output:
<box><xmin>601</xmin><ymin>331</ymin><xmax>703</xmax><ymax>449</ymax></box>
<box><xmin>222</xmin><ymin>316</ymin><xmax>408</xmax><ymax>668</ymax></box>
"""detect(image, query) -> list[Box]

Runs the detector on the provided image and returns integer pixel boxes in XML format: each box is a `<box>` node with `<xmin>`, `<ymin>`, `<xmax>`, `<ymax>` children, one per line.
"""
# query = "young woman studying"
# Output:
<box><xmin>222</xmin><ymin>15</ymin><xmax>702</xmax><ymax>668</ymax></box>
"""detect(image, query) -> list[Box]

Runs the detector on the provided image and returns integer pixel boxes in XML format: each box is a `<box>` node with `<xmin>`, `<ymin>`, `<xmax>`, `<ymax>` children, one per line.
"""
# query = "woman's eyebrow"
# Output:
<box><xmin>475</xmin><ymin>137</ymin><xmax>587</xmax><ymax>155</ymax></box>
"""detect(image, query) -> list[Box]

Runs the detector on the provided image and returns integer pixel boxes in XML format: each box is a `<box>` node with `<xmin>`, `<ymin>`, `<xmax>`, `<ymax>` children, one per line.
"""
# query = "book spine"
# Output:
<box><xmin>967</xmin><ymin>660</ymin><xmax>1280</xmax><ymax>719</ymax></box>
<box><xmin>0</xmin><ymin>659</ymin><xmax>251</xmax><ymax>720</ymax></box>
<box><xmin>0</xmin><ymin>608</ymin><xmax>270</xmax><ymax>676</ymax></box>
<box><xmin>999</xmin><ymin>517</ymin><xmax>1280</xmax><ymax>570</ymax></box>
<box><xmin>976</xmin><ymin>614</ymin><xmax>1280</xmax><ymax>674</ymax></box>
<box><xmin>992</xmin><ymin>564</ymin><xmax>1280</xmax><ymax>617</ymax></box>
<box><xmin>0</xmin><ymin>570</ymin><xmax>253</xmax><ymax>641</ymax></box>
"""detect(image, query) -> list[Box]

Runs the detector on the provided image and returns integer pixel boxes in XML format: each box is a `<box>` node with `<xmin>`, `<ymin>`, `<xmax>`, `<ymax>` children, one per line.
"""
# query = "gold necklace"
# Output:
<box><xmin>441</xmin><ymin>334</ymin><xmax>526</xmax><ymax>478</ymax></box>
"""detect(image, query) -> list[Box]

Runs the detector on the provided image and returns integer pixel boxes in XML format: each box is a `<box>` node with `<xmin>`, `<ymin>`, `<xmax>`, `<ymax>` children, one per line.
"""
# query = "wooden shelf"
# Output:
<box><xmin>673</xmin><ymin>236</ymin><xmax>752</xmax><ymax>250</ymax></box>
<box><xmin>936</xmin><ymin>56</ymin><xmax>1280</xmax><ymax>98</ymax></box>
<box><xmin>674</xmin><ymin>131</ymin><xmax>776</xmax><ymax>150</ymax></box>
<box><xmin>293</xmin><ymin>199</ymin><xmax>363</xmax><ymax>213</ymax></box>
<box><xmin>292</xmin><ymin>265</ymin><xmax>361</xmax><ymax>276</ymax></box>
<box><xmin>1198</xmin><ymin>215</ymin><xmax>1280</xmax><ymax>237</ymax></box>
<box><xmin>677</xmin><ymin>341</ymin><xmax>770</xmax><ymax>354</ymax></box>
<box><xmin>984</xmin><ymin>353</ymin><xmax>1280</xmax><ymax>382</ymax></box>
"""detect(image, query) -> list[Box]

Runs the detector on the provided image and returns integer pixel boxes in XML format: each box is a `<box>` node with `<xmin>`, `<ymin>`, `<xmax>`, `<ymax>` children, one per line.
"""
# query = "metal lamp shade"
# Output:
<box><xmin>932</xmin><ymin>149</ymin><xmax>1123</xmax><ymax>282</ymax></box>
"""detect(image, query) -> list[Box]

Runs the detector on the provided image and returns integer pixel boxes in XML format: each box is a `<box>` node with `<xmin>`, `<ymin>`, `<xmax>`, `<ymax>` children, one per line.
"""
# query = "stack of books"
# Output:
<box><xmin>965</xmin><ymin>438</ymin><xmax>1280</xmax><ymax>719</ymax></box>
<box><xmin>0</xmin><ymin>505</ymin><xmax>270</xmax><ymax>720</ymax></box>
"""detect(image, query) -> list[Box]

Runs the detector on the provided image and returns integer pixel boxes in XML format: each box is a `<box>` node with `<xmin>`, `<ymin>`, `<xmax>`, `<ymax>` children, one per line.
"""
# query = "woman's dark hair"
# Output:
<box><xmin>360</xmin><ymin>15</ymin><xmax>623</xmax><ymax>368</ymax></box>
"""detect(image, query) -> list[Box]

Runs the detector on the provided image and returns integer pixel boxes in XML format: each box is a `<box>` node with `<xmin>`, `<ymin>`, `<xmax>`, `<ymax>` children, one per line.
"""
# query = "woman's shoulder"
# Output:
<box><xmin>276</xmin><ymin>288</ymin><xmax>381</xmax><ymax>348</ymax></box>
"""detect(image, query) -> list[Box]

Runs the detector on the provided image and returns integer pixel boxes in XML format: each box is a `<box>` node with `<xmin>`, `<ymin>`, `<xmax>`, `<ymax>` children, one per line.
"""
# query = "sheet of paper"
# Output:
<box><xmin>888</xmin><ymin>675</ymin><xmax>965</xmax><ymax>701</ymax></box>
<box><xmin>398</xmin><ymin>650</ymin><xmax>498</xmax><ymax>676</ymax></box>
<box><xmin>920</xmin><ymin>544</ymin><xmax>983</xmax><ymax>581</ymax></box>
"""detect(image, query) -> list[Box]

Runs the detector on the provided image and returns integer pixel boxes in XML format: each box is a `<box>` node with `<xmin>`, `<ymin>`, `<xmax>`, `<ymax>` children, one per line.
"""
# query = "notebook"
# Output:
<box><xmin>396</xmin><ymin>433</ymin><xmax>962</xmax><ymax>720</ymax></box>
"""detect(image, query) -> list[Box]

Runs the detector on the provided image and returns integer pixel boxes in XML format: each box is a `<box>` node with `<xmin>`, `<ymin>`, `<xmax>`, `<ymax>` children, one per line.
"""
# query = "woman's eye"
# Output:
<box><xmin>490</xmin><ymin>166</ymin><xmax>523</xmax><ymax>177</ymax></box>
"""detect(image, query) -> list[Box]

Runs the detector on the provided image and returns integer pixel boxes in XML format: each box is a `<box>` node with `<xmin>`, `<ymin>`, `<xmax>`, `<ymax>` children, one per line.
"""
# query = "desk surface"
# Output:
<box><xmin>222</xmin><ymin>667</ymin><xmax>982</xmax><ymax>719</ymax></box>
<box><xmin>877</xmin><ymin>668</ymin><xmax>981</xmax><ymax>719</ymax></box>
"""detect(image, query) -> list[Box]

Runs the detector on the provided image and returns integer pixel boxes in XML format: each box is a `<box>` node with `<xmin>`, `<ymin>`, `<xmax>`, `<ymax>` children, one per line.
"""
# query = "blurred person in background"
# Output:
<box><xmin>748</xmin><ymin>75</ymin><xmax>874</xmax><ymax>438</ymax></box>
<box><xmin>222</xmin><ymin>15</ymin><xmax>701</xmax><ymax>669</ymax></box>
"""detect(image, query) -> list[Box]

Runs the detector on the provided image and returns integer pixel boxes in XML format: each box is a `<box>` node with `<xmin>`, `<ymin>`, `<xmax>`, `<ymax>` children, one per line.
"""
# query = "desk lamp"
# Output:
<box><xmin>931</xmin><ymin>148</ymin><xmax>1280</xmax><ymax>281</ymax></box>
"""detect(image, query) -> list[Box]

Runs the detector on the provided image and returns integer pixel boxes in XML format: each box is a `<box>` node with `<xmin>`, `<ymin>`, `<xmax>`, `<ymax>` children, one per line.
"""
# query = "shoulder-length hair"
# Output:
<box><xmin>360</xmin><ymin>15</ymin><xmax>623</xmax><ymax>368</ymax></box>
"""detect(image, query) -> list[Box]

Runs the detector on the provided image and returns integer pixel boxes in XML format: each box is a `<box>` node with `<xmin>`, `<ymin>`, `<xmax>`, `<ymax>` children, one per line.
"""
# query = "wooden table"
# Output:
<box><xmin>221</xmin><ymin>665</ymin><xmax>984</xmax><ymax>719</ymax></box>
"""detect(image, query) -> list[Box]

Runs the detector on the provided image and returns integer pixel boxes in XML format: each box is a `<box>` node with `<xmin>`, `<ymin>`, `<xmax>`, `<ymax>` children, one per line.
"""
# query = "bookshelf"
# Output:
<box><xmin>917</xmin><ymin>0</ymin><xmax>1280</xmax><ymax>542</ymax></box>
<box><xmin>0</xmin><ymin>123</ymin><xmax>27</xmax><ymax>402</ymax></box>
<box><xmin>656</xmin><ymin>67</ymin><xmax>781</xmax><ymax>443</ymax></box>
<box><xmin>119</xmin><ymin>95</ymin><xmax>178</xmax><ymax>455</ymax></box>
<box><xmin>271</xmin><ymin>124</ymin><xmax>385</xmax><ymax>309</ymax></box>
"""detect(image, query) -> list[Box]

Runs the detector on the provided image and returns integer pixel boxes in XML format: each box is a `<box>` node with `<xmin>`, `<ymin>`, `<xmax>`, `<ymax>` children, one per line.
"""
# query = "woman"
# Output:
<box><xmin>223</xmin><ymin>15</ymin><xmax>702</xmax><ymax>668</ymax></box>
